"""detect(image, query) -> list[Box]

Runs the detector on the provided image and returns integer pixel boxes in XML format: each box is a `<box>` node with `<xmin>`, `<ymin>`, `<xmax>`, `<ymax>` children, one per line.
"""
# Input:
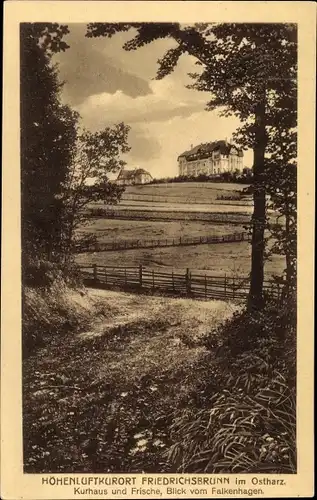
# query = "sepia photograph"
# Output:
<box><xmin>21</xmin><ymin>20</ymin><xmax>298</xmax><ymax>475</ymax></box>
<box><xmin>1</xmin><ymin>2</ymin><xmax>315</xmax><ymax>498</ymax></box>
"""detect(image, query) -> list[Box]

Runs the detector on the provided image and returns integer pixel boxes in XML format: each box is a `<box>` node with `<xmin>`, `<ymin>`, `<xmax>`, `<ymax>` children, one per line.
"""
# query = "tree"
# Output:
<box><xmin>86</xmin><ymin>23</ymin><xmax>297</xmax><ymax>309</ymax></box>
<box><xmin>60</xmin><ymin>124</ymin><xmax>130</xmax><ymax>260</ymax></box>
<box><xmin>265</xmin><ymin>128</ymin><xmax>297</xmax><ymax>300</ymax></box>
<box><xmin>20</xmin><ymin>23</ymin><xmax>78</xmax><ymax>264</ymax></box>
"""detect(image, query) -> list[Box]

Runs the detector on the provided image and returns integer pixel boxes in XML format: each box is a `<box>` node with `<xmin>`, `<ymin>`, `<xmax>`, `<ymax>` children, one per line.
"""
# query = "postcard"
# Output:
<box><xmin>1</xmin><ymin>1</ymin><xmax>315</xmax><ymax>498</ymax></box>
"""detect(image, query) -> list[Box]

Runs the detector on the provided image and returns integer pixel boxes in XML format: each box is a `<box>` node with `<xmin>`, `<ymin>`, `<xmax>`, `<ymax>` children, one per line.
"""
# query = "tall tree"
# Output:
<box><xmin>20</xmin><ymin>23</ymin><xmax>78</xmax><ymax>264</ymax></box>
<box><xmin>86</xmin><ymin>23</ymin><xmax>297</xmax><ymax>309</ymax></box>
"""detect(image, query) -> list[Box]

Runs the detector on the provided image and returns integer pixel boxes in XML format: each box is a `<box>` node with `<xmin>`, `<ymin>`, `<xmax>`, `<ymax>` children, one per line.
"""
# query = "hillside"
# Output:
<box><xmin>23</xmin><ymin>289</ymin><xmax>239</xmax><ymax>473</ymax></box>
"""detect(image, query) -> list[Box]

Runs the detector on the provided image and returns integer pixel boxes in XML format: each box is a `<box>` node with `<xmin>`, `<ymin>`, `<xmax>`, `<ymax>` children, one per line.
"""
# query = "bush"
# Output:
<box><xmin>23</xmin><ymin>259</ymin><xmax>83</xmax><ymax>289</ymax></box>
<box><xmin>168</xmin><ymin>380</ymin><xmax>296</xmax><ymax>473</ymax></box>
<box><xmin>165</xmin><ymin>299</ymin><xmax>296</xmax><ymax>473</ymax></box>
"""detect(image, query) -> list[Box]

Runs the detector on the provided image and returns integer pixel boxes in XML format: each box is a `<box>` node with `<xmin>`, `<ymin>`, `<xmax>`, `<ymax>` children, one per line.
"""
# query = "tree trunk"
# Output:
<box><xmin>248</xmin><ymin>98</ymin><xmax>267</xmax><ymax>311</ymax></box>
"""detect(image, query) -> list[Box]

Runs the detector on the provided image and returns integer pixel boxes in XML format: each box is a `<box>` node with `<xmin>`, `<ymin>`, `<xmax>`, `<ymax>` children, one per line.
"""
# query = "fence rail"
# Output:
<box><xmin>80</xmin><ymin>264</ymin><xmax>282</xmax><ymax>303</ymax></box>
<box><xmin>75</xmin><ymin>231</ymin><xmax>251</xmax><ymax>254</ymax></box>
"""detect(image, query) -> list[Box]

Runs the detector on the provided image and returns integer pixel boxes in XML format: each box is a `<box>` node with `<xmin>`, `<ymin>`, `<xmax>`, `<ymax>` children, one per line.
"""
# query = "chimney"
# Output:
<box><xmin>190</xmin><ymin>144</ymin><xmax>193</xmax><ymax>149</ymax></box>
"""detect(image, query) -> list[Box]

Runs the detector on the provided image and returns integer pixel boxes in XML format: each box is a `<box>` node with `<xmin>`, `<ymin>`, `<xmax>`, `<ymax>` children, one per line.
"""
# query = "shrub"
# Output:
<box><xmin>23</xmin><ymin>259</ymin><xmax>83</xmax><ymax>289</ymax></box>
<box><xmin>168</xmin><ymin>379</ymin><xmax>296</xmax><ymax>473</ymax></box>
<box><xmin>165</xmin><ymin>298</ymin><xmax>296</xmax><ymax>473</ymax></box>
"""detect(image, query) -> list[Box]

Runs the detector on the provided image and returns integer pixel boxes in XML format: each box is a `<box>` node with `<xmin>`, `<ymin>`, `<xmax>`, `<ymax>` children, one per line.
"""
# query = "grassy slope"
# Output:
<box><xmin>88</xmin><ymin>182</ymin><xmax>255</xmax><ymax>216</ymax></box>
<box><xmin>78</xmin><ymin>219</ymin><xmax>244</xmax><ymax>244</ymax></box>
<box><xmin>123</xmin><ymin>182</ymin><xmax>248</xmax><ymax>199</ymax></box>
<box><xmin>23</xmin><ymin>289</ymin><xmax>239</xmax><ymax>473</ymax></box>
<box><xmin>76</xmin><ymin>241</ymin><xmax>284</xmax><ymax>278</ymax></box>
<box><xmin>113</xmin><ymin>200</ymin><xmax>254</xmax><ymax>214</ymax></box>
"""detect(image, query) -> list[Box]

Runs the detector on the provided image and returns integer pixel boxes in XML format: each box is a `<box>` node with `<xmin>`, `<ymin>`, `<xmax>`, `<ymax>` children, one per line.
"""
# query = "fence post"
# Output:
<box><xmin>152</xmin><ymin>270</ymin><xmax>155</xmax><ymax>291</ymax></box>
<box><xmin>125</xmin><ymin>268</ymin><xmax>127</xmax><ymax>286</ymax></box>
<box><xmin>139</xmin><ymin>265</ymin><xmax>143</xmax><ymax>288</ymax></box>
<box><xmin>186</xmin><ymin>268</ymin><xmax>191</xmax><ymax>296</ymax></box>
<box><xmin>172</xmin><ymin>270</ymin><xmax>175</xmax><ymax>291</ymax></box>
<box><xmin>224</xmin><ymin>274</ymin><xmax>227</xmax><ymax>299</ymax></box>
<box><xmin>232</xmin><ymin>276</ymin><xmax>235</xmax><ymax>300</ymax></box>
<box><xmin>93</xmin><ymin>264</ymin><xmax>98</xmax><ymax>283</ymax></box>
<box><xmin>105</xmin><ymin>267</ymin><xmax>107</xmax><ymax>285</ymax></box>
<box><xmin>205</xmin><ymin>274</ymin><xmax>207</xmax><ymax>299</ymax></box>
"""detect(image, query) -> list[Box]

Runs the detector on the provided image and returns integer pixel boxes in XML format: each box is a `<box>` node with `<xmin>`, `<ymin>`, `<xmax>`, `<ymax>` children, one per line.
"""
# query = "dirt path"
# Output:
<box><xmin>23</xmin><ymin>290</ymin><xmax>239</xmax><ymax>473</ymax></box>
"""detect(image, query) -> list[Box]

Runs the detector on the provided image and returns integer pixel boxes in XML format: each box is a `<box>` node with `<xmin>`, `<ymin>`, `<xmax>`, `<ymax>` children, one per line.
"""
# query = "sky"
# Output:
<box><xmin>54</xmin><ymin>24</ymin><xmax>253</xmax><ymax>179</ymax></box>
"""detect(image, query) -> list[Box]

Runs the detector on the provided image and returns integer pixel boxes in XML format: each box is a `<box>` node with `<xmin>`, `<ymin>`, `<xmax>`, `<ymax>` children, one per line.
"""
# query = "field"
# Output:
<box><xmin>92</xmin><ymin>182</ymin><xmax>254</xmax><ymax>215</ymax></box>
<box><xmin>23</xmin><ymin>289</ymin><xmax>239</xmax><ymax>473</ymax></box>
<box><xmin>122</xmin><ymin>182</ymin><xmax>249</xmax><ymax>201</ymax></box>
<box><xmin>78</xmin><ymin>219</ymin><xmax>244</xmax><ymax>244</ymax></box>
<box><xmin>110</xmin><ymin>200</ymin><xmax>254</xmax><ymax>214</ymax></box>
<box><xmin>77</xmin><ymin>182</ymin><xmax>283</xmax><ymax>279</ymax></box>
<box><xmin>76</xmin><ymin>241</ymin><xmax>284</xmax><ymax>278</ymax></box>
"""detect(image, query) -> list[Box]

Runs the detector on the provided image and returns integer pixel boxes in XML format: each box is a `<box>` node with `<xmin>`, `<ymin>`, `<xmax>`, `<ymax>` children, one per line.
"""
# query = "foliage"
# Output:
<box><xmin>86</xmin><ymin>22</ymin><xmax>297</xmax><ymax>309</ymax></box>
<box><xmin>265</xmin><ymin>128</ymin><xmax>297</xmax><ymax>297</ymax></box>
<box><xmin>20</xmin><ymin>23</ymin><xmax>78</xmax><ymax>263</ymax></box>
<box><xmin>60</xmin><ymin>124</ymin><xmax>130</xmax><ymax>260</ymax></box>
<box><xmin>168</xmin><ymin>382</ymin><xmax>296</xmax><ymax>473</ymax></box>
<box><xmin>165</xmin><ymin>300</ymin><xmax>296</xmax><ymax>473</ymax></box>
<box><xmin>23</xmin><ymin>259</ymin><xmax>83</xmax><ymax>289</ymax></box>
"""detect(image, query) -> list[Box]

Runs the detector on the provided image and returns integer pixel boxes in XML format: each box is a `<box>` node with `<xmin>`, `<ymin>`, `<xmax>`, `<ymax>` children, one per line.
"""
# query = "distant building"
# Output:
<box><xmin>178</xmin><ymin>140</ymin><xmax>244</xmax><ymax>177</ymax></box>
<box><xmin>116</xmin><ymin>168</ymin><xmax>153</xmax><ymax>186</ymax></box>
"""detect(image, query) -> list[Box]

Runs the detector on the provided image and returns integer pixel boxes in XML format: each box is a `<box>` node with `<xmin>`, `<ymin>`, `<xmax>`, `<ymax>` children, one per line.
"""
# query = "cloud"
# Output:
<box><xmin>75</xmin><ymin>74</ymin><xmax>207</xmax><ymax>128</ymax></box>
<box><xmin>127</xmin><ymin>126</ymin><xmax>161</xmax><ymax>162</ymax></box>
<box><xmin>54</xmin><ymin>24</ymin><xmax>152</xmax><ymax>106</ymax></box>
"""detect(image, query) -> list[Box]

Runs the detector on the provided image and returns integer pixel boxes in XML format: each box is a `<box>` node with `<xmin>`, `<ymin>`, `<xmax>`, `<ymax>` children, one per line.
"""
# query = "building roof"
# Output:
<box><xmin>134</xmin><ymin>168</ymin><xmax>152</xmax><ymax>176</ymax></box>
<box><xmin>178</xmin><ymin>140</ymin><xmax>244</xmax><ymax>160</ymax></box>
<box><xmin>117</xmin><ymin>168</ymin><xmax>153</xmax><ymax>180</ymax></box>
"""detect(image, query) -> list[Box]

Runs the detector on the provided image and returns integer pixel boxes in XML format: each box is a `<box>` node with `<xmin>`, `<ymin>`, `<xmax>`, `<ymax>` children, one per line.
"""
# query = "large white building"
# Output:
<box><xmin>178</xmin><ymin>140</ymin><xmax>244</xmax><ymax>177</ymax></box>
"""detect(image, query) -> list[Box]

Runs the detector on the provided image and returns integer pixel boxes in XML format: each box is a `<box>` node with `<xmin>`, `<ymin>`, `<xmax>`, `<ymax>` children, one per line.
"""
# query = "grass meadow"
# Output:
<box><xmin>76</xmin><ymin>241</ymin><xmax>284</xmax><ymax>278</ymax></box>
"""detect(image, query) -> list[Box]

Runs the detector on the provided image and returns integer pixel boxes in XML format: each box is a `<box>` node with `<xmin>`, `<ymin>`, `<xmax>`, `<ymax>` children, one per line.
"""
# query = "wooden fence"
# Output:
<box><xmin>75</xmin><ymin>231</ymin><xmax>251</xmax><ymax>254</ymax></box>
<box><xmin>79</xmin><ymin>265</ymin><xmax>282</xmax><ymax>302</ymax></box>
